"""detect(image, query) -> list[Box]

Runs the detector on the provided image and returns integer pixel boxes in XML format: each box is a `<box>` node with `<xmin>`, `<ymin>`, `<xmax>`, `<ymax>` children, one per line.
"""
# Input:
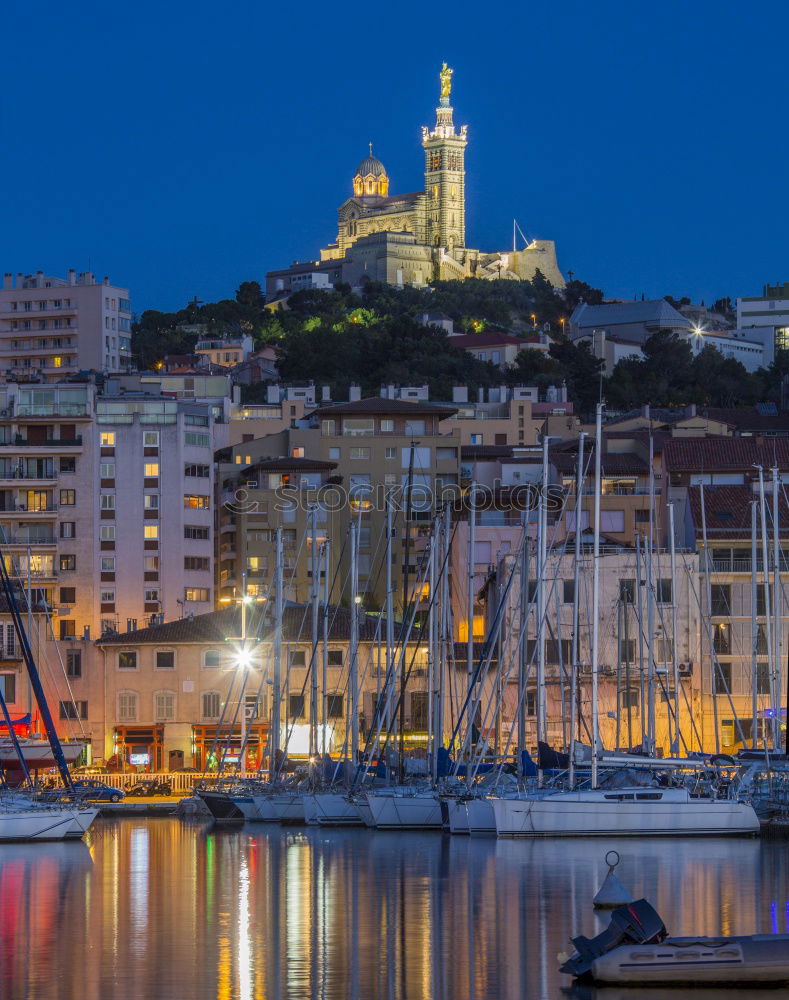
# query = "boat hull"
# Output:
<box><xmin>197</xmin><ymin>791</ymin><xmax>246</xmax><ymax>823</ymax></box>
<box><xmin>591</xmin><ymin>934</ymin><xmax>789</xmax><ymax>985</ymax></box>
<box><xmin>367</xmin><ymin>792</ymin><xmax>443</xmax><ymax>830</ymax></box>
<box><xmin>466</xmin><ymin>798</ymin><xmax>496</xmax><ymax>834</ymax></box>
<box><xmin>251</xmin><ymin>792</ymin><xmax>305</xmax><ymax>824</ymax></box>
<box><xmin>0</xmin><ymin>808</ymin><xmax>76</xmax><ymax>841</ymax></box>
<box><xmin>492</xmin><ymin>791</ymin><xmax>760</xmax><ymax>837</ymax></box>
<box><xmin>311</xmin><ymin>792</ymin><xmax>363</xmax><ymax>826</ymax></box>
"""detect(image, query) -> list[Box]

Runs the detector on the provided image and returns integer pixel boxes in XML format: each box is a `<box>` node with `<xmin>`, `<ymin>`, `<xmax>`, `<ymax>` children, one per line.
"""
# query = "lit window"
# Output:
<box><xmin>52</xmin><ymin>356</ymin><xmax>62</xmax><ymax>368</ymax></box>
<box><xmin>144</xmin><ymin>525</ymin><xmax>159</xmax><ymax>540</ymax></box>
<box><xmin>118</xmin><ymin>652</ymin><xmax>137</xmax><ymax>670</ymax></box>
<box><xmin>144</xmin><ymin>463</ymin><xmax>159</xmax><ymax>477</ymax></box>
<box><xmin>100</xmin><ymin>432</ymin><xmax>115</xmax><ymax>447</ymax></box>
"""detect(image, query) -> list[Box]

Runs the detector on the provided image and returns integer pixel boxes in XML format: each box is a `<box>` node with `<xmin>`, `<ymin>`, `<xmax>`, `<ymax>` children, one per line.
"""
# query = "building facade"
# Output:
<box><xmin>0</xmin><ymin>270</ymin><xmax>132</xmax><ymax>376</ymax></box>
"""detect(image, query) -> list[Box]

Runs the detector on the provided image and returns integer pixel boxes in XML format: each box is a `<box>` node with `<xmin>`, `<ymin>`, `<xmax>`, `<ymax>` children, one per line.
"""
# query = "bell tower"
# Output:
<box><xmin>422</xmin><ymin>63</ymin><xmax>467</xmax><ymax>251</ymax></box>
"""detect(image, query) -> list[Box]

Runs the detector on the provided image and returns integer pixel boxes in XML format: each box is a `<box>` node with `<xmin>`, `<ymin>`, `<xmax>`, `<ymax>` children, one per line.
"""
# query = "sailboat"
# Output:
<box><xmin>0</xmin><ymin>552</ymin><xmax>98</xmax><ymax>841</ymax></box>
<box><xmin>490</xmin><ymin>403</ymin><xmax>761</xmax><ymax>838</ymax></box>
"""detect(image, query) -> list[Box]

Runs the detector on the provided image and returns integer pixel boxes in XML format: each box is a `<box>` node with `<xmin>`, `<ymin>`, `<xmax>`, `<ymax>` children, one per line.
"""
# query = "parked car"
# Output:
<box><xmin>72</xmin><ymin>779</ymin><xmax>124</xmax><ymax>803</ymax></box>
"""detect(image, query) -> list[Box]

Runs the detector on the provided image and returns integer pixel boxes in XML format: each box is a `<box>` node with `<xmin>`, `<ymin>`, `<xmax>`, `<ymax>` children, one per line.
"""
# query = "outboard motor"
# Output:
<box><xmin>560</xmin><ymin>899</ymin><xmax>667</xmax><ymax>979</ymax></box>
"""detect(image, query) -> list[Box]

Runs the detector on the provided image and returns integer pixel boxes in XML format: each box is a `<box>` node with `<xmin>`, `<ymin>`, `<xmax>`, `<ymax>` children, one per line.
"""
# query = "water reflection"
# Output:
<box><xmin>1</xmin><ymin>820</ymin><xmax>788</xmax><ymax>999</ymax></box>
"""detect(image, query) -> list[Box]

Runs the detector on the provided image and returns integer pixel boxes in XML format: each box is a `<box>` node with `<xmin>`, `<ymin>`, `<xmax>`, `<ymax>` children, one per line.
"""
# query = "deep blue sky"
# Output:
<box><xmin>2</xmin><ymin>1</ymin><xmax>787</xmax><ymax>313</ymax></box>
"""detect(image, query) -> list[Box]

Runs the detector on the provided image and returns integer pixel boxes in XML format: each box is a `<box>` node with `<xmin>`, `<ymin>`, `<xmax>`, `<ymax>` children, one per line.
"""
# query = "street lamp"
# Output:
<box><xmin>224</xmin><ymin>576</ymin><xmax>264</xmax><ymax>777</ymax></box>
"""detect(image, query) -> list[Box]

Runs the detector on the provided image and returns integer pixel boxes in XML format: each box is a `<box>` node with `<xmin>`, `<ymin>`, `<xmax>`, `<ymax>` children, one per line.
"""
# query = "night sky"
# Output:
<box><xmin>2</xmin><ymin>0</ymin><xmax>787</xmax><ymax>312</ymax></box>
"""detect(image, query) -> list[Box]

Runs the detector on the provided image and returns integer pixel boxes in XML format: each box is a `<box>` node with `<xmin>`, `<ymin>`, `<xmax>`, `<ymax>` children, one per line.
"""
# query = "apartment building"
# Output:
<box><xmin>490</xmin><ymin>547</ymin><xmax>701</xmax><ymax>756</ymax></box>
<box><xmin>0</xmin><ymin>270</ymin><xmax>132</xmax><ymax>377</ymax></box>
<box><xmin>663</xmin><ymin>436</ymin><xmax>789</xmax><ymax>750</ymax></box>
<box><xmin>217</xmin><ymin>396</ymin><xmax>461</xmax><ymax>611</ymax></box>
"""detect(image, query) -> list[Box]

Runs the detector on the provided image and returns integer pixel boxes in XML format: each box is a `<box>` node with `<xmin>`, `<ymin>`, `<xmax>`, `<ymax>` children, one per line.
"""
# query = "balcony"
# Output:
<box><xmin>12</xmin><ymin>436</ymin><xmax>82</xmax><ymax>448</ymax></box>
<box><xmin>1</xmin><ymin>534</ymin><xmax>57</xmax><ymax>546</ymax></box>
<box><xmin>14</xmin><ymin>404</ymin><xmax>89</xmax><ymax>418</ymax></box>
<box><xmin>0</xmin><ymin>504</ymin><xmax>57</xmax><ymax>517</ymax></box>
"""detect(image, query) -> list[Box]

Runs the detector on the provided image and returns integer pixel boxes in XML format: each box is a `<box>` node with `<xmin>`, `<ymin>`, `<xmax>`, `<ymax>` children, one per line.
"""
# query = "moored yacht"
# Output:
<box><xmin>491</xmin><ymin>785</ymin><xmax>759</xmax><ymax>837</ymax></box>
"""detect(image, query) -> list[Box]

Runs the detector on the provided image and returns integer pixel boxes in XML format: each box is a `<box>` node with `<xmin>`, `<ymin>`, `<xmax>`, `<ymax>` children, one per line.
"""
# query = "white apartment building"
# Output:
<box><xmin>0</xmin><ymin>270</ymin><xmax>132</xmax><ymax>377</ymax></box>
<box><xmin>737</xmin><ymin>282</ymin><xmax>789</xmax><ymax>356</ymax></box>
<box><xmin>0</xmin><ymin>381</ymin><xmax>221</xmax><ymax>642</ymax></box>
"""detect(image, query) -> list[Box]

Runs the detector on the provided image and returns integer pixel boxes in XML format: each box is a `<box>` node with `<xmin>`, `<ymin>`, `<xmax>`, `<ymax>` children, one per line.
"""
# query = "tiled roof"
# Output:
<box><xmin>701</xmin><ymin>407</ymin><xmax>789</xmax><ymax>433</ymax></box>
<box><xmin>687</xmin><ymin>485</ymin><xmax>789</xmax><ymax>537</ymax></box>
<box><xmin>550</xmin><ymin>445</ymin><xmax>648</xmax><ymax>475</ymax></box>
<box><xmin>664</xmin><ymin>436</ymin><xmax>789</xmax><ymax>472</ymax></box>
<box><xmin>307</xmin><ymin>397</ymin><xmax>456</xmax><ymax>418</ymax></box>
<box><xmin>97</xmin><ymin>604</ymin><xmax>395</xmax><ymax>646</ymax></box>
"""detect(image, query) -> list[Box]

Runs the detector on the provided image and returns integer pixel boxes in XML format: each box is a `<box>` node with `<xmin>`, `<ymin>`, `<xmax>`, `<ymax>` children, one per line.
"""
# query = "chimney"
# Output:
<box><xmin>349</xmin><ymin>384</ymin><xmax>361</xmax><ymax>402</ymax></box>
<box><xmin>321</xmin><ymin>385</ymin><xmax>331</xmax><ymax>402</ymax></box>
<box><xmin>642</xmin><ymin>403</ymin><xmax>650</xmax><ymax>420</ymax></box>
<box><xmin>266</xmin><ymin>384</ymin><xmax>280</xmax><ymax>404</ymax></box>
<box><xmin>452</xmin><ymin>386</ymin><xmax>468</xmax><ymax>403</ymax></box>
<box><xmin>126</xmin><ymin>618</ymin><xmax>137</xmax><ymax>633</ymax></box>
<box><xmin>3</xmin><ymin>273</ymin><xmax>11</xmax><ymax>290</ymax></box>
<box><xmin>68</xmin><ymin>269</ymin><xmax>76</xmax><ymax>285</ymax></box>
<box><xmin>477</xmin><ymin>387</ymin><xmax>484</xmax><ymax>403</ymax></box>
<box><xmin>103</xmin><ymin>276</ymin><xmax>110</xmax><ymax>285</ymax></box>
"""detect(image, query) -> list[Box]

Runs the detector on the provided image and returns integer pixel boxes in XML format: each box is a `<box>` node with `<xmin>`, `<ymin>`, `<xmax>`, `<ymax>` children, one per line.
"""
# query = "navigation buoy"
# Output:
<box><xmin>593</xmin><ymin>850</ymin><xmax>633</xmax><ymax>909</ymax></box>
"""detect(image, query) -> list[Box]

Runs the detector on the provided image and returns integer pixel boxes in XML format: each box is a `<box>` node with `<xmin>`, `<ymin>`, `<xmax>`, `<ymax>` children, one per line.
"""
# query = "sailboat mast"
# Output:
<box><xmin>427</xmin><ymin>519</ymin><xmax>437</xmax><ymax>769</ymax></box>
<box><xmin>757</xmin><ymin>467</ymin><xmax>776</xmax><ymax>746</ymax></box>
<box><xmin>518</xmin><ymin>517</ymin><xmax>529</xmax><ymax>779</ymax></box>
<box><xmin>669</xmin><ymin>502</ymin><xmax>680</xmax><ymax>754</ymax></box>
<box><xmin>309</xmin><ymin>506</ymin><xmax>319</xmax><ymax>758</ymax></box>
<box><xmin>635</xmin><ymin>533</ymin><xmax>646</xmax><ymax>747</ymax></box>
<box><xmin>537</xmin><ymin>437</ymin><xmax>549</xmax><ymax>760</ymax></box>
<box><xmin>772</xmin><ymin>467</ymin><xmax>782</xmax><ymax>748</ymax></box>
<box><xmin>751</xmin><ymin>501</ymin><xmax>759</xmax><ymax>750</ymax></box>
<box><xmin>591</xmin><ymin>403</ymin><xmax>603</xmax><ymax>789</ymax></box>
<box><xmin>385</xmin><ymin>495</ymin><xmax>394</xmax><ymax>736</ymax></box>
<box><xmin>699</xmin><ymin>482</ymin><xmax>719</xmax><ymax>753</ymax></box>
<box><xmin>569</xmin><ymin>432</ymin><xmax>585</xmax><ymax>787</ymax></box>
<box><xmin>270</xmin><ymin>527</ymin><xmax>283</xmax><ymax>780</ymax></box>
<box><xmin>321</xmin><ymin>539</ymin><xmax>330</xmax><ymax>754</ymax></box>
<box><xmin>349</xmin><ymin>519</ymin><xmax>360</xmax><ymax>763</ymax></box>
<box><xmin>467</xmin><ymin>481</ymin><xmax>476</xmax><ymax>684</ymax></box>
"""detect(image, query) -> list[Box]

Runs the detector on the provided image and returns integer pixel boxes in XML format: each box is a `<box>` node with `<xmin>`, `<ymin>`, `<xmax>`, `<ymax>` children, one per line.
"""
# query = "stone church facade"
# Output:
<box><xmin>266</xmin><ymin>66</ymin><xmax>564</xmax><ymax>298</ymax></box>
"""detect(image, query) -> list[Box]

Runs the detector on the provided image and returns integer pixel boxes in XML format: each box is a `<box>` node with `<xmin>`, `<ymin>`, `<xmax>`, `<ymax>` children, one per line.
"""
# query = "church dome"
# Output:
<box><xmin>355</xmin><ymin>154</ymin><xmax>387</xmax><ymax>178</ymax></box>
<box><xmin>353</xmin><ymin>145</ymin><xmax>389</xmax><ymax>198</ymax></box>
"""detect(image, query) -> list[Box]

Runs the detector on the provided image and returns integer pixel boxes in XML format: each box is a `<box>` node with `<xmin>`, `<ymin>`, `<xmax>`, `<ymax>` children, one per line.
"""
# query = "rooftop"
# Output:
<box><xmin>97</xmin><ymin>604</ymin><xmax>395</xmax><ymax>645</ymax></box>
<box><xmin>571</xmin><ymin>299</ymin><xmax>692</xmax><ymax>331</ymax></box>
<box><xmin>664</xmin><ymin>436</ymin><xmax>789</xmax><ymax>472</ymax></box>
<box><xmin>307</xmin><ymin>396</ymin><xmax>457</xmax><ymax>419</ymax></box>
<box><xmin>687</xmin><ymin>485</ymin><xmax>789</xmax><ymax>538</ymax></box>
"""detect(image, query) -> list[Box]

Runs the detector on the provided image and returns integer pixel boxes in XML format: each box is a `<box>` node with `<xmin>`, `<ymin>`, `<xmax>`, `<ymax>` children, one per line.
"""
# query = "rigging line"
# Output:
<box><xmin>680</xmin><ymin>556</ymin><xmax>748</xmax><ymax>747</ymax></box>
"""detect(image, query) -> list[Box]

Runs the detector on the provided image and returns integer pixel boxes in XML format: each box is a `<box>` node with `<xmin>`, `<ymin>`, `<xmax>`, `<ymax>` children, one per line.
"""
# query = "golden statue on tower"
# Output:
<box><xmin>440</xmin><ymin>62</ymin><xmax>453</xmax><ymax>100</ymax></box>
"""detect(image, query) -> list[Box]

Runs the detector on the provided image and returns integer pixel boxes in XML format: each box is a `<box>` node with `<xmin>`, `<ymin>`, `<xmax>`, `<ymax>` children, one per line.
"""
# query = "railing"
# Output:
<box><xmin>13</xmin><ymin>436</ymin><xmax>82</xmax><ymax>447</ymax></box>
<box><xmin>0</xmin><ymin>504</ymin><xmax>57</xmax><ymax>513</ymax></box>
<box><xmin>45</xmin><ymin>772</ymin><xmax>204</xmax><ymax>795</ymax></box>
<box><xmin>16</xmin><ymin>405</ymin><xmax>88</xmax><ymax>417</ymax></box>
<box><xmin>0</xmin><ymin>534</ymin><xmax>56</xmax><ymax>545</ymax></box>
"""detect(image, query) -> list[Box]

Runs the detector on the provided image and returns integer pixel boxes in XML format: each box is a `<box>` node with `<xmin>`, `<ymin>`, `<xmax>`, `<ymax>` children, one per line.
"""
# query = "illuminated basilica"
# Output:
<box><xmin>266</xmin><ymin>65</ymin><xmax>564</xmax><ymax>297</ymax></box>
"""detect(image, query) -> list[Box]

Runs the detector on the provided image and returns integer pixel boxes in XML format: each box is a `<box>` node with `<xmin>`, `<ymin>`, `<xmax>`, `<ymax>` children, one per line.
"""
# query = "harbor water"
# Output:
<box><xmin>1</xmin><ymin>818</ymin><xmax>788</xmax><ymax>1000</ymax></box>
